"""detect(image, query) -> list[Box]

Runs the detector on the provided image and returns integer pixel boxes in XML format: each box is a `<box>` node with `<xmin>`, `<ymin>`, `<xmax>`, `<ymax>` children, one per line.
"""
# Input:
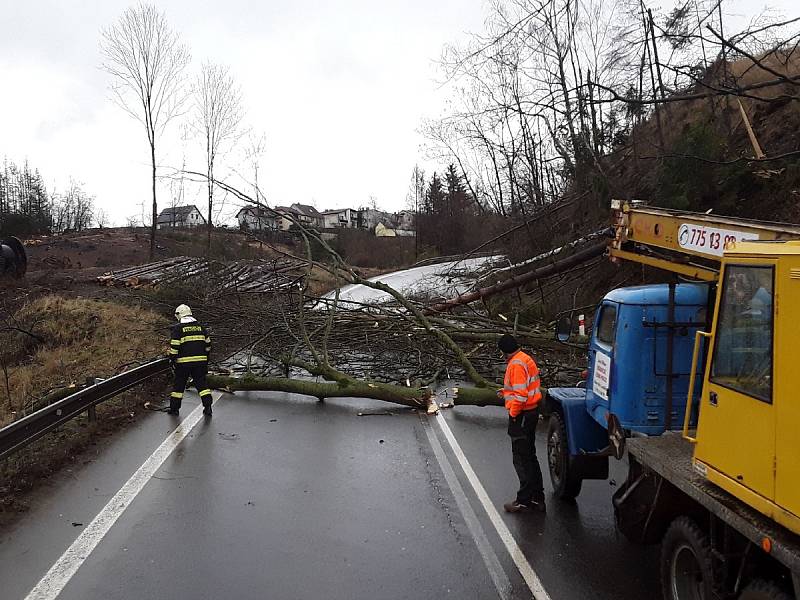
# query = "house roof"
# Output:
<box><xmin>291</xmin><ymin>203</ymin><xmax>322</xmax><ymax>218</ymax></box>
<box><xmin>274</xmin><ymin>206</ymin><xmax>299</xmax><ymax>215</ymax></box>
<box><xmin>156</xmin><ymin>205</ymin><xmax>203</xmax><ymax>224</ymax></box>
<box><xmin>236</xmin><ymin>206</ymin><xmax>274</xmax><ymax>218</ymax></box>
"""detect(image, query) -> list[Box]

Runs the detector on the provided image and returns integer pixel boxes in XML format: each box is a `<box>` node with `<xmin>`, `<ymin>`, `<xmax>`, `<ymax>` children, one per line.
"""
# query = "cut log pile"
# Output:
<box><xmin>96</xmin><ymin>256</ymin><xmax>306</xmax><ymax>294</ymax></box>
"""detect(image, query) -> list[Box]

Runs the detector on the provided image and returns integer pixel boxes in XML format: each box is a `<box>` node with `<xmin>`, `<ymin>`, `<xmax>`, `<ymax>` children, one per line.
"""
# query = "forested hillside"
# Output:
<box><xmin>418</xmin><ymin>0</ymin><xmax>799</xmax><ymax>263</ymax></box>
<box><xmin>0</xmin><ymin>158</ymin><xmax>95</xmax><ymax>236</ymax></box>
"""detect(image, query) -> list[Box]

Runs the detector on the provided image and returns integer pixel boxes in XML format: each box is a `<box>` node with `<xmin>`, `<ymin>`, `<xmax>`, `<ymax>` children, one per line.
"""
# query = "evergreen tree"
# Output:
<box><xmin>0</xmin><ymin>156</ymin><xmax>82</xmax><ymax>236</ymax></box>
<box><xmin>424</xmin><ymin>171</ymin><xmax>445</xmax><ymax>215</ymax></box>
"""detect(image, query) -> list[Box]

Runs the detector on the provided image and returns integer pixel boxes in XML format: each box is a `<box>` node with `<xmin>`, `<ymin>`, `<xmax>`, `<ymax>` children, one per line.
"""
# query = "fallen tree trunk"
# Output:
<box><xmin>483</xmin><ymin>228</ymin><xmax>611</xmax><ymax>279</ymax></box>
<box><xmin>451</xmin><ymin>385</ymin><xmax>548</xmax><ymax>408</ymax></box>
<box><xmin>425</xmin><ymin>241</ymin><xmax>607</xmax><ymax>314</ymax></box>
<box><xmin>447</xmin><ymin>330</ymin><xmax>565</xmax><ymax>350</ymax></box>
<box><xmin>207</xmin><ymin>374</ymin><xmax>512</xmax><ymax>411</ymax></box>
<box><xmin>208</xmin><ymin>374</ymin><xmax>430</xmax><ymax>408</ymax></box>
<box><xmin>451</xmin><ymin>386</ymin><xmax>505</xmax><ymax>407</ymax></box>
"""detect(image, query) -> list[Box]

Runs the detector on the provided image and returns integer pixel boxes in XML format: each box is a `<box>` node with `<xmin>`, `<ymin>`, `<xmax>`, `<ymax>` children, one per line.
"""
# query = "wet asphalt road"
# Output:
<box><xmin>0</xmin><ymin>391</ymin><xmax>661</xmax><ymax>600</ymax></box>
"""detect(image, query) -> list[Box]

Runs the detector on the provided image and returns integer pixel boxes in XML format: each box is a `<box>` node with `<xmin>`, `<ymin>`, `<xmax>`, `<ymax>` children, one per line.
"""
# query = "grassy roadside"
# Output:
<box><xmin>0</xmin><ymin>295</ymin><xmax>169</xmax><ymax>526</ymax></box>
<box><xmin>0</xmin><ymin>296</ymin><xmax>167</xmax><ymax>426</ymax></box>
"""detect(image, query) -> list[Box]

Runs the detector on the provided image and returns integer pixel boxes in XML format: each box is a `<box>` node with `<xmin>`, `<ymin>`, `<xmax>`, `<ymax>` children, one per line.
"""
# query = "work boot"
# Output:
<box><xmin>529</xmin><ymin>497</ymin><xmax>547</xmax><ymax>513</ymax></box>
<box><xmin>167</xmin><ymin>408</ymin><xmax>180</xmax><ymax>416</ymax></box>
<box><xmin>503</xmin><ymin>500</ymin><xmax>529</xmax><ymax>513</ymax></box>
<box><xmin>503</xmin><ymin>499</ymin><xmax>546</xmax><ymax>514</ymax></box>
<box><xmin>203</xmin><ymin>406</ymin><xmax>212</xmax><ymax>416</ymax></box>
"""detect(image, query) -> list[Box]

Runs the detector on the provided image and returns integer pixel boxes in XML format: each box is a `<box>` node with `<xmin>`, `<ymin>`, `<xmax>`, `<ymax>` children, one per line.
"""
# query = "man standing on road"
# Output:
<box><xmin>167</xmin><ymin>304</ymin><xmax>213</xmax><ymax>416</ymax></box>
<box><xmin>497</xmin><ymin>334</ymin><xmax>545</xmax><ymax>513</ymax></box>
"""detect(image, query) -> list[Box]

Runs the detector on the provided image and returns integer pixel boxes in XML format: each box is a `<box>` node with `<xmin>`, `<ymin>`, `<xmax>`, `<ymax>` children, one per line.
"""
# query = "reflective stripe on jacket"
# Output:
<box><xmin>502</xmin><ymin>350</ymin><xmax>542</xmax><ymax>417</ymax></box>
<box><xmin>168</xmin><ymin>321</ymin><xmax>211</xmax><ymax>364</ymax></box>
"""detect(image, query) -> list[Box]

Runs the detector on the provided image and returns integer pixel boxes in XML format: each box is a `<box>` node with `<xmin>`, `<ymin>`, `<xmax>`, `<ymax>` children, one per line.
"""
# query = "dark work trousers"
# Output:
<box><xmin>170</xmin><ymin>363</ymin><xmax>212</xmax><ymax>411</ymax></box>
<box><xmin>508</xmin><ymin>409</ymin><xmax>544</xmax><ymax>504</ymax></box>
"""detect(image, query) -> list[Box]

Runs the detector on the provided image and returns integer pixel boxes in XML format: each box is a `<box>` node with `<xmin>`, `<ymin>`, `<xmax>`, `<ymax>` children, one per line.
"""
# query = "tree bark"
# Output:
<box><xmin>207</xmin><ymin>158</ymin><xmax>213</xmax><ymax>254</ymax></box>
<box><xmin>207</xmin><ymin>374</ymin><xmax>431</xmax><ymax>408</ymax></box>
<box><xmin>451</xmin><ymin>385</ymin><xmax>505</xmax><ymax>407</ymax></box>
<box><xmin>150</xmin><ymin>141</ymin><xmax>157</xmax><ymax>260</ymax></box>
<box><xmin>425</xmin><ymin>241</ymin><xmax>607</xmax><ymax>314</ymax></box>
<box><xmin>206</xmin><ymin>375</ymin><xmax>511</xmax><ymax>411</ymax></box>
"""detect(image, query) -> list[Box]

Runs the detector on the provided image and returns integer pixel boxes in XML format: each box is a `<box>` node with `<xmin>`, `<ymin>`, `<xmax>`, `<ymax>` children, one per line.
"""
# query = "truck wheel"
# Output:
<box><xmin>547</xmin><ymin>411</ymin><xmax>582</xmax><ymax>499</ymax></box>
<box><xmin>661</xmin><ymin>516</ymin><xmax>714</xmax><ymax>600</ymax></box>
<box><xmin>738</xmin><ymin>579</ymin><xmax>793</xmax><ymax>600</ymax></box>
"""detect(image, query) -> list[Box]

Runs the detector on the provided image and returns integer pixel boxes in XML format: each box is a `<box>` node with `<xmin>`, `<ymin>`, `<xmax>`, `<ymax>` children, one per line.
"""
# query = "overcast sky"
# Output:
<box><xmin>0</xmin><ymin>1</ymin><xmax>794</xmax><ymax>226</ymax></box>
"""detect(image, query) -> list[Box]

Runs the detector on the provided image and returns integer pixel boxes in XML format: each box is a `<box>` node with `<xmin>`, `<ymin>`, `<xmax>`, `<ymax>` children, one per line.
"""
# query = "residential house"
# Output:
<box><xmin>321</xmin><ymin>208</ymin><xmax>361</xmax><ymax>229</ymax></box>
<box><xmin>361</xmin><ymin>208</ymin><xmax>393</xmax><ymax>230</ymax></box>
<box><xmin>156</xmin><ymin>205</ymin><xmax>205</xmax><ymax>229</ymax></box>
<box><xmin>395</xmin><ymin>210</ymin><xmax>415</xmax><ymax>230</ymax></box>
<box><xmin>236</xmin><ymin>206</ymin><xmax>277</xmax><ymax>231</ymax></box>
<box><xmin>375</xmin><ymin>223</ymin><xmax>397</xmax><ymax>237</ymax></box>
<box><xmin>290</xmin><ymin>203</ymin><xmax>324</xmax><ymax>228</ymax></box>
<box><xmin>274</xmin><ymin>206</ymin><xmax>300</xmax><ymax>231</ymax></box>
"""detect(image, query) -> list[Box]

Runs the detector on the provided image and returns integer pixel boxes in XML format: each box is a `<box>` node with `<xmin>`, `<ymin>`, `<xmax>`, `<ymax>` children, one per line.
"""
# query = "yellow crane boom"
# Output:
<box><xmin>609</xmin><ymin>199</ymin><xmax>800</xmax><ymax>280</ymax></box>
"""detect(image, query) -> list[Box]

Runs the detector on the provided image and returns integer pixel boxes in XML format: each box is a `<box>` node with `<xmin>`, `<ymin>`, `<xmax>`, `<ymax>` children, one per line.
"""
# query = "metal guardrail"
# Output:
<box><xmin>0</xmin><ymin>358</ymin><xmax>170</xmax><ymax>461</ymax></box>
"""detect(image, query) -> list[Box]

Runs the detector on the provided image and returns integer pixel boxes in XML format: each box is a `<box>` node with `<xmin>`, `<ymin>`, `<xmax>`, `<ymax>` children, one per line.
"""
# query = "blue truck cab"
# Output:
<box><xmin>546</xmin><ymin>283</ymin><xmax>709</xmax><ymax>498</ymax></box>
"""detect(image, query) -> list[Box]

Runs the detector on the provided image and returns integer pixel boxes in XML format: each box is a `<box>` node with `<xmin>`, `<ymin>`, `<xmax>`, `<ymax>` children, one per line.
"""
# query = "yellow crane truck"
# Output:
<box><xmin>563</xmin><ymin>200</ymin><xmax>800</xmax><ymax>599</ymax></box>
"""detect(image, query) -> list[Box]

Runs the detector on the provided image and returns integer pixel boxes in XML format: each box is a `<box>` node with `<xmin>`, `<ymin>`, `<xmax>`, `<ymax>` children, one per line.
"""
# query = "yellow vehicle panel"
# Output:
<box><xmin>697</xmin><ymin>464</ymin><xmax>800</xmax><ymax>534</ymax></box>
<box><xmin>774</xmin><ymin>256</ymin><xmax>800</xmax><ymax>521</ymax></box>
<box><xmin>693</xmin><ymin>243</ymin><xmax>800</xmax><ymax>533</ymax></box>
<box><xmin>693</xmin><ymin>256</ymin><xmax>777</xmax><ymax>500</ymax></box>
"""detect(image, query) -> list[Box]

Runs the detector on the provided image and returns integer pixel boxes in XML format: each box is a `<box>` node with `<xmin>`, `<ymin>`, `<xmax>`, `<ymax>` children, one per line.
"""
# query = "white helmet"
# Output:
<box><xmin>174</xmin><ymin>304</ymin><xmax>192</xmax><ymax>320</ymax></box>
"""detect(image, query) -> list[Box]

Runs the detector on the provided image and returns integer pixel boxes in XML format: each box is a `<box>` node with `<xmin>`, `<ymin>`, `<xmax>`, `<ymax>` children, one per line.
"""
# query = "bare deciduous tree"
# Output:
<box><xmin>100</xmin><ymin>3</ymin><xmax>190</xmax><ymax>258</ymax></box>
<box><xmin>191</xmin><ymin>62</ymin><xmax>244</xmax><ymax>252</ymax></box>
<box><xmin>94</xmin><ymin>209</ymin><xmax>108</xmax><ymax>229</ymax></box>
<box><xmin>245</xmin><ymin>131</ymin><xmax>267</xmax><ymax>206</ymax></box>
<box><xmin>51</xmin><ymin>179</ymin><xmax>94</xmax><ymax>233</ymax></box>
<box><xmin>425</xmin><ymin>0</ymin><xmax>800</xmax><ymax>223</ymax></box>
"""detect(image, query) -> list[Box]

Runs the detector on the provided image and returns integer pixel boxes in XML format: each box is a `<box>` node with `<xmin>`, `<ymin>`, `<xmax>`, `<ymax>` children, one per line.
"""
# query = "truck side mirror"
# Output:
<box><xmin>556</xmin><ymin>316</ymin><xmax>572</xmax><ymax>343</ymax></box>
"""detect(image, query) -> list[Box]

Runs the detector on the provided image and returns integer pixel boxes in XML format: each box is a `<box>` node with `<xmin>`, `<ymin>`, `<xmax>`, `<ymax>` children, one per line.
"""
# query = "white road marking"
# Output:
<box><xmin>24</xmin><ymin>395</ymin><xmax>219</xmax><ymax>600</ymax></box>
<box><xmin>420</xmin><ymin>415</ymin><xmax>513</xmax><ymax>600</ymax></box>
<box><xmin>434</xmin><ymin>411</ymin><xmax>552</xmax><ymax>600</ymax></box>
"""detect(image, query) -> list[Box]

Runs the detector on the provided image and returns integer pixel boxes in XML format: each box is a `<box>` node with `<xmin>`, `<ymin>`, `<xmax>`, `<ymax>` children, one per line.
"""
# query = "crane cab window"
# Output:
<box><xmin>596</xmin><ymin>305</ymin><xmax>617</xmax><ymax>346</ymax></box>
<box><xmin>710</xmin><ymin>265</ymin><xmax>774</xmax><ymax>403</ymax></box>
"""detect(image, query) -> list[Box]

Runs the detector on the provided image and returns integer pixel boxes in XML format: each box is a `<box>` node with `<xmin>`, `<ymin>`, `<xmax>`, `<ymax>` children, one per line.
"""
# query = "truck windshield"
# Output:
<box><xmin>710</xmin><ymin>265</ymin><xmax>774</xmax><ymax>402</ymax></box>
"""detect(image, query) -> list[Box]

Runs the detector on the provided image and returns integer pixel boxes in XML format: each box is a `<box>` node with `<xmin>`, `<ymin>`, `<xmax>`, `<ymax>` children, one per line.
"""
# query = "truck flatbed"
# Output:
<box><xmin>627</xmin><ymin>433</ymin><xmax>800</xmax><ymax>575</ymax></box>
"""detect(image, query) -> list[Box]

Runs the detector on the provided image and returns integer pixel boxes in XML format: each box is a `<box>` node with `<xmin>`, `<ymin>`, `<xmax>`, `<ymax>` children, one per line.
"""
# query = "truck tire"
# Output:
<box><xmin>661</xmin><ymin>516</ymin><xmax>714</xmax><ymax>600</ymax></box>
<box><xmin>738</xmin><ymin>579</ymin><xmax>793</xmax><ymax>600</ymax></box>
<box><xmin>547</xmin><ymin>411</ymin><xmax>583</xmax><ymax>499</ymax></box>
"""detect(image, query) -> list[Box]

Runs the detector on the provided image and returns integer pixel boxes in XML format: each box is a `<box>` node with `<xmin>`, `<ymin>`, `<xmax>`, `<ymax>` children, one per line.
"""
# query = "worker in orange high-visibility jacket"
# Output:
<box><xmin>496</xmin><ymin>334</ymin><xmax>545</xmax><ymax>514</ymax></box>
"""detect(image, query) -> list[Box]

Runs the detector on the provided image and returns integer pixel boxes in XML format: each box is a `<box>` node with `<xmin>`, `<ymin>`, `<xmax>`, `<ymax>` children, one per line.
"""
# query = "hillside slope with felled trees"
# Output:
<box><xmin>486</xmin><ymin>51</ymin><xmax>800</xmax><ymax>322</ymax></box>
<box><xmin>421</xmin><ymin>1</ymin><xmax>800</xmax><ymax>320</ymax></box>
<box><xmin>611</xmin><ymin>52</ymin><xmax>800</xmax><ymax>222</ymax></box>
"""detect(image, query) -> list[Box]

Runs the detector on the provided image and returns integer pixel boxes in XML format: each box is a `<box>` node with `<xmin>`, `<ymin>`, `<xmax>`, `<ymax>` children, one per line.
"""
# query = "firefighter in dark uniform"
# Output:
<box><xmin>168</xmin><ymin>304</ymin><xmax>213</xmax><ymax>416</ymax></box>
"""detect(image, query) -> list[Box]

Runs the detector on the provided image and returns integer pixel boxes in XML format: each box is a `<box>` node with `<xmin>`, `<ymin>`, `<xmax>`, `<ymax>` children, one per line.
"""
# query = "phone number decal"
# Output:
<box><xmin>677</xmin><ymin>224</ymin><xmax>759</xmax><ymax>257</ymax></box>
